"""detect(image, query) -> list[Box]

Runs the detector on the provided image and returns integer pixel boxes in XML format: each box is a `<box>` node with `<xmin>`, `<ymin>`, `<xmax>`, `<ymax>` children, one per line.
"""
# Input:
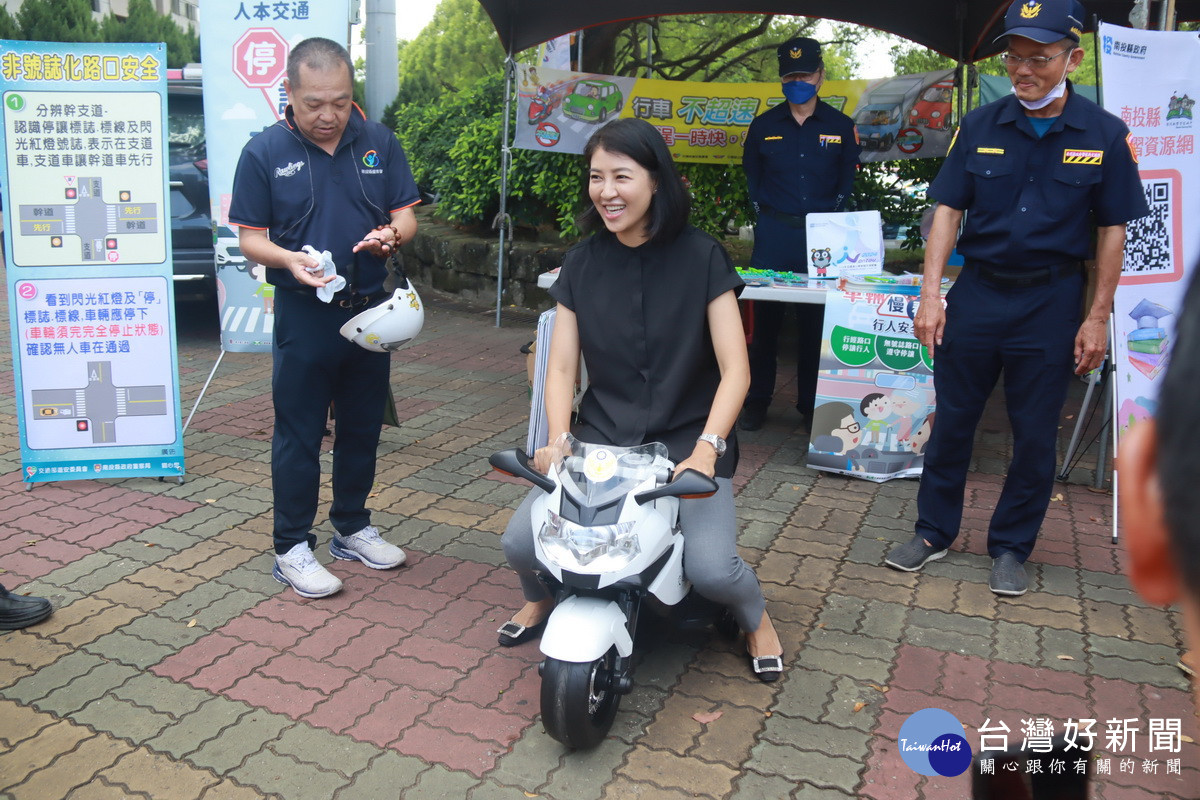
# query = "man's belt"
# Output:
<box><xmin>966</xmin><ymin>260</ymin><xmax>1083</xmax><ymax>288</ymax></box>
<box><xmin>757</xmin><ymin>204</ymin><xmax>809</xmax><ymax>229</ymax></box>
<box><xmin>336</xmin><ymin>290</ymin><xmax>387</xmax><ymax>310</ymax></box>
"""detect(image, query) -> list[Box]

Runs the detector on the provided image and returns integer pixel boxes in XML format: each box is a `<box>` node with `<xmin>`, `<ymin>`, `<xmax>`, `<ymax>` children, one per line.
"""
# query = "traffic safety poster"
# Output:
<box><xmin>0</xmin><ymin>40</ymin><xmax>185</xmax><ymax>484</ymax></box>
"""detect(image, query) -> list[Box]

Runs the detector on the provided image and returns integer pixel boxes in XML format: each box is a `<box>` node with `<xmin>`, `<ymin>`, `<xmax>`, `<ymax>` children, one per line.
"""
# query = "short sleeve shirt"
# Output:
<box><xmin>929</xmin><ymin>84</ymin><xmax>1149</xmax><ymax>266</ymax></box>
<box><xmin>228</xmin><ymin>105</ymin><xmax>420</xmax><ymax>296</ymax></box>
<box><xmin>550</xmin><ymin>227</ymin><xmax>744</xmax><ymax>477</ymax></box>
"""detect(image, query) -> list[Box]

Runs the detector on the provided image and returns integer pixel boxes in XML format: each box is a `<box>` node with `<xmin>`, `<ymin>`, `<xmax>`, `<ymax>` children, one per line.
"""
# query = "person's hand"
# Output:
<box><xmin>1074</xmin><ymin>318</ymin><xmax>1108</xmax><ymax>375</ymax></box>
<box><xmin>913</xmin><ymin>293</ymin><xmax>946</xmax><ymax>360</ymax></box>
<box><xmin>674</xmin><ymin>442</ymin><xmax>718</xmax><ymax>480</ymax></box>
<box><xmin>285</xmin><ymin>250</ymin><xmax>336</xmax><ymax>288</ymax></box>
<box><xmin>353</xmin><ymin>224</ymin><xmax>399</xmax><ymax>257</ymax></box>
<box><xmin>532</xmin><ymin>432</ymin><xmax>571</xmax><ymax>474</ymax></box>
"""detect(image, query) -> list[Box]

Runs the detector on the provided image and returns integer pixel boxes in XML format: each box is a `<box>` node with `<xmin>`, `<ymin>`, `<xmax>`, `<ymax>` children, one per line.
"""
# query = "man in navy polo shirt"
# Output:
<box><xmin>884</xmin><ymin>0</ymin><xmax>1148</xmax><ymax>595</ymax></box>
<box><xmin>740</xmin><ymin>37</ymin><xmax>860</xmax><ymax>432</ymax></box>
<box><xmin>230</xmin><ymin>37</ymin><xmax>420</xmax><ymax>599</ymax></box>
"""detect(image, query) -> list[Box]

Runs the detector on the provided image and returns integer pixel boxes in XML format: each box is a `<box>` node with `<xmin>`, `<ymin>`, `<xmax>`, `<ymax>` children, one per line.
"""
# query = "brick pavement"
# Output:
<box><xmin>1</xmin><ymin>288</ymin><xmax>1197</xmax><ymax>800</ymax></box>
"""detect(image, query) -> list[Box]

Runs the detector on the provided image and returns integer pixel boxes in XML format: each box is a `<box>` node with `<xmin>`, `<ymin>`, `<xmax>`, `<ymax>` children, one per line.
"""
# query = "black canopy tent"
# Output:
<box><xmin>477</xmin><ymin>0</ymin><xmax>1200</xmax><ymax>64</ymax></box>
<box><xmin>476</xmin><ymin>1</ymin><xmax>1199</xmax><ymax>323</ymax></box>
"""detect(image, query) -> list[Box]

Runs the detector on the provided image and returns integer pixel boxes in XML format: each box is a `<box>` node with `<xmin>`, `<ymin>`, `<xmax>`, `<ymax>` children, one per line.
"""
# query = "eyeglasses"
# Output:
<box><xmin>998</xmin><ymin>48</ymin><xmax>1074</xmax><ymax>69</ymax></box>
<box><xmin>836</xmin><ymin>420</ymin><xmax>861</xmax><ymax>435</ymax></box>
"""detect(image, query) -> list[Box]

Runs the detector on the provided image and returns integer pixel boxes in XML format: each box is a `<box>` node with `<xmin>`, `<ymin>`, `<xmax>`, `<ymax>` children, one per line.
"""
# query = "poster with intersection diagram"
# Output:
<box><xmin>0</xmin><ymin>40</ymin><xmax>184</xmax><ymax>483</ymax></box>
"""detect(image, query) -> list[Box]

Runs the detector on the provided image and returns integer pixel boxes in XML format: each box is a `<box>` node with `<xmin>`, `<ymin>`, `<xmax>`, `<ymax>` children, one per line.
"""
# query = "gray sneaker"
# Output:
<box><xmin>884</xmin><ymin>535</ymin><xmax>947</xmax><ymax>572</ymax></box>
<box><xmin>989</xmin><ymin>552</ymin><xmax>1028</xmax><ymax>596</ymax></box>
<box><xmin>273</xmin><ymin>542</ymin><xmax>343</xmax><ymax>599</ymax></box>
<box><xmin>331</xmin><ymin>525</ymin><xmax>406</xmax><ymax>570</ymax></box>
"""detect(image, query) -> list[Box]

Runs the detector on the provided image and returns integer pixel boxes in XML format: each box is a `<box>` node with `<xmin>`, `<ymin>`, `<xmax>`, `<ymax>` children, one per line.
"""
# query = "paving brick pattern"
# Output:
<box><xmin>1</xmin><ymin>283</ymin><xmax>1197</xmax><ymax>799</ymax></box>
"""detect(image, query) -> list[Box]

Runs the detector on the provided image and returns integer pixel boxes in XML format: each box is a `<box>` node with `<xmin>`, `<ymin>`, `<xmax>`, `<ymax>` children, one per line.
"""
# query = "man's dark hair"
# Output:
<box><xmin>287</xmin><ymin>37</ymin><xmax>353</xmax><ymax>88</ymax></box>
<box><xmin>578</xmin><ymin>118</ymin><xmax>689</xmax><ymax>246</ymax></box>
<box><xmin>1155</xmin><ymin>267</ymin><xmax>1200</xmax><ymax>592</ymax></box>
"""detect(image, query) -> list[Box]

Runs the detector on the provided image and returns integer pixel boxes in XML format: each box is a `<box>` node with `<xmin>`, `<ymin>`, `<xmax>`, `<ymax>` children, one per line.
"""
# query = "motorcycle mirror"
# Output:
<box><xmin>489</xmin><ymin>448</ymin><xmax>557</xmax><ymax>494</ymax></box>
<box><xmin>634</xmin><ymin>468</ymin><xmax>718</xmax><ymax>505</ymax></box>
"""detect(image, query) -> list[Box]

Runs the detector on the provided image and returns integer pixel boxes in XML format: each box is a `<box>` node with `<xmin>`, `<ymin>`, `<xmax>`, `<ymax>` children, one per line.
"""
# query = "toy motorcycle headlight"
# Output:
<box><xmin>540</xmin><ymin>510</ymin><xmax>640</xmax><ymax>570</ymax></box>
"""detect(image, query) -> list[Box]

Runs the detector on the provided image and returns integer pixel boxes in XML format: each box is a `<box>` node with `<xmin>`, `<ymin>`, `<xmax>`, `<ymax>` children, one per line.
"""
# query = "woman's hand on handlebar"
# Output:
<box><xmin>674</xmin><ymin>442</ymin><xmax>718</xmax><ymax>480</ymax></box>
<box><xmin>532</xmin><ymin>432</ymin><xmax>571</xmax><ymax>474</ymax></box>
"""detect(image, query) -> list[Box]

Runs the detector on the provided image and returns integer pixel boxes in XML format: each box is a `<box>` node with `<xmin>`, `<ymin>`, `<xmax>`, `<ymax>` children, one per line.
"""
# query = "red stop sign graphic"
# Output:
<box><xmin>233</xmin><ymin>28</ymin><xmax>289</xmax><ymax>89</ymax></box>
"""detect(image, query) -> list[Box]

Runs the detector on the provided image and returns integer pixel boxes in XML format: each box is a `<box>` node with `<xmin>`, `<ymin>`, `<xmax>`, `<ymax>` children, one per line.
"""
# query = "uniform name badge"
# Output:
<box><xmin>1063</xmin><ymin>149</ymin><xmax>1103</xmax><ymax>165</ymax></box>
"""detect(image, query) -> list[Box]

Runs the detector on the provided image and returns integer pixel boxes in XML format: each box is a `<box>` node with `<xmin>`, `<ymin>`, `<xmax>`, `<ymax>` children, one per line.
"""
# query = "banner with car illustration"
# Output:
<box><xmin>807</xmin><ymin>283</ymin><xmax>936</xmax><ymax>483</ymax></box>
<box><xmin>1100</xmin><ymin>24</ymin><xmax>1200</xmax><ymax>447</ymax></box>
<box><xmin>0</xmin><ymin>40</ymin><xmax>186</xmax><ymax>483</ymax></box>
<box><xmin>199</xmin><ymin>0</ymin><xmax>351</xmax><ymax>352</ymax></box>
<box><xmin>515</xmin><ymin>65</ymin><xmax>955</xmax><ymax>164</ymax></box>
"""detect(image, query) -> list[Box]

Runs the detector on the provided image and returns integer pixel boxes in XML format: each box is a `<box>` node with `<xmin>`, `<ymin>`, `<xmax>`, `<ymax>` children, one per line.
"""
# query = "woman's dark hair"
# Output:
<box><xmin>578</xmin><ymin>118</ymin><xmax>690</xmax><ymax>246</ymax></box>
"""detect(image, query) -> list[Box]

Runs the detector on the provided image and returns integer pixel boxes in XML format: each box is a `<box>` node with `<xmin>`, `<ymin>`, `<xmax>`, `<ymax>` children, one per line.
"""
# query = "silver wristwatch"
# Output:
<box><xmin>698</xmin><ymin>433</ymin><xmax>727</xmax><ymax>457</ymax></box>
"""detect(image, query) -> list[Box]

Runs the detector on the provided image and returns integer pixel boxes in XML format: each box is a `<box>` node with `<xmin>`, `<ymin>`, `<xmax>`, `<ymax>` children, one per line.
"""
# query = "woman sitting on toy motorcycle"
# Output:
<box><xmin>498</xmin><ymin>117</ymin><xmax>785</xmax><ymax>682</ymax></box>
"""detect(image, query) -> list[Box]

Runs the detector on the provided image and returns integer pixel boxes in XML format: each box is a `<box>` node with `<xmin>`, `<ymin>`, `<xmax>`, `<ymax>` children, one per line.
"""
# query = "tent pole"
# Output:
<box><xmin>494</xmin><ymin>53</ymin><xmax>515</xmax><ymax>328</ymax></box>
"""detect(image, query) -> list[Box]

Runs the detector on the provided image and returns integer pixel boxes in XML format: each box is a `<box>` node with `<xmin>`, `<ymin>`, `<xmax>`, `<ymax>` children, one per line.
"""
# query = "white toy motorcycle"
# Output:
<box><xmin>490</xmin><ymin>434</ymin><xmax>727</xmax><ymax>749</ymax></box>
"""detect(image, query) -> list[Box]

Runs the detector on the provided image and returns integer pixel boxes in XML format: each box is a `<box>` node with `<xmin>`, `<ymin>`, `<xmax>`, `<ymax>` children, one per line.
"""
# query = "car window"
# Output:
<box><xmin>168</xmin><ymin>93</ymin><xmax>204</xmax><ymax>149</ymax></box>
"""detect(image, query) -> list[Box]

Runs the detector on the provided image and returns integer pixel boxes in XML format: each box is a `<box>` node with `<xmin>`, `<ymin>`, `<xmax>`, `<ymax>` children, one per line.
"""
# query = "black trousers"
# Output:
<box><xmin>271</xmin><ymin>289</ymin><xmax>390</xmax><ymax>554</ymax></box>
<box><xmin>746</xmin><ymin>301</ymin><xmax>825</xmax><ymax>418</ymax></box>
<box><xmin>915</xmin><ymin>266</ymin><xmax>1082</xmax><ymax>562</ymax></box>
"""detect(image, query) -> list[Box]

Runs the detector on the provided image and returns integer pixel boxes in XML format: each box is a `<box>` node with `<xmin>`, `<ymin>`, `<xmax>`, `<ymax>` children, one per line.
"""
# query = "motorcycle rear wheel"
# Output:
<box><xmin>540</xmin><ymin>650</ymin><xmax>621</xmax><ymax>749</ymax></box>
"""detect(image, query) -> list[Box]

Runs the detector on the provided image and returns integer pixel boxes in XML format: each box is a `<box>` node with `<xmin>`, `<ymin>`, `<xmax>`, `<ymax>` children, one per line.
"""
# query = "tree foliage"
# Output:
<box><xmin>16</xmin><ymin>0</ymin><xmax>99</xmax><ymax>43</ymax></box>
<box><xmin>396</xmin><ymin>0</ymin><xmax>505</xmax><ymax>105</ymax></box>
<box><xmin>100</xmin><ymin>0</ymin><xmax>199</xmax><ymax>68</ymax></box>
<box><xmin>8</xmin><ymin>0</ymin><xmax>198</xmax><ymax>68</ymax></box>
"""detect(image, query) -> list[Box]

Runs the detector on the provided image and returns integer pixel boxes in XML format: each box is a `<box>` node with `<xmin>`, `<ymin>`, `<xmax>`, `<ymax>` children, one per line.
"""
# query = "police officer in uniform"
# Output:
<box><xmin>230</xmin><ymin>38</ymin><xmax>420</xmax><ymax>599</ymax></box>
<box><xmin>739</xmin><ymin>37</ymin><xmax>860</xmax><ymax>431</ymax></box>
<box><xmin>884</xmin><ymin>0</ymin><xmax>1148</xmax><ymax>595</ymax></box>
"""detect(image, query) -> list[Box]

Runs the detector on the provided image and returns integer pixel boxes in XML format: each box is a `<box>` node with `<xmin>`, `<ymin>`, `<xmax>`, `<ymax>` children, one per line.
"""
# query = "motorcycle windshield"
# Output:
<box><xmin>553</xmin><ymin>436</ymin><xmax>671</xmax><ymax>508</ymax></box>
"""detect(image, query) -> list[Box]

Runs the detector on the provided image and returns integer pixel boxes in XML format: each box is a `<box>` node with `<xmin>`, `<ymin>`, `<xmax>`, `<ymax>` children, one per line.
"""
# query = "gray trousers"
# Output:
<box><xmin>500</xmin><ymin>478</ymin><xmax>767</xmax><ymax>632</ymax></box>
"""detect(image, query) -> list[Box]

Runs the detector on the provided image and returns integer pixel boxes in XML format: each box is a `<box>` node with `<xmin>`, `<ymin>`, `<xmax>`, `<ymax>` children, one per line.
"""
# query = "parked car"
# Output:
<box><xmin>562</xmin><ymin>79</ymin><xmax>623</xmax><ymax>123</ymax></box>
<box><xmin>167</xmin><ymin>70</ymin><xmax>215</xmax><ymax>300</ymax></box>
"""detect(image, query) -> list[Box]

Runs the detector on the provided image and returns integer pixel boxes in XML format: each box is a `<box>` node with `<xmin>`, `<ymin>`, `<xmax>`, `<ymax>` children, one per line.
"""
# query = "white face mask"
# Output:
<box><xmin>1013</xmin><ymin>59</ymin><xmax>1070</xmax><ymax>111</ymax></box>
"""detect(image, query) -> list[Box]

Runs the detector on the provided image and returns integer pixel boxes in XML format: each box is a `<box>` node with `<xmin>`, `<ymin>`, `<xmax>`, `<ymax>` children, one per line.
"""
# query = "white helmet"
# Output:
<box><xmin>339</xmin><ymin>280</ymin><xmax>424</xmax><ymax>352</ymax></box>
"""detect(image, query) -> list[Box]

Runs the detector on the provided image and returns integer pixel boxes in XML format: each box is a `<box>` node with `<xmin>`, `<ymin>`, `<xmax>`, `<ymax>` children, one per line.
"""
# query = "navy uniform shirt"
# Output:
<box><xmin>930</xmin><ymin>82</ymin><xmax>1148</xmax><ymax>267</ymax></box>
<box><xmin>743</xmin><ymin>99</ymin><xmax>860</xmax><ymax>269</ymax></box>
<box><xmin>550</xmin><ymin>227</ymin><xmax>744</xmax><ymax>478</ymax></box>
<box><xmin>229</xmin><ymin>104</ymin><xmax>420</xmax><ymax>297</ymax></box>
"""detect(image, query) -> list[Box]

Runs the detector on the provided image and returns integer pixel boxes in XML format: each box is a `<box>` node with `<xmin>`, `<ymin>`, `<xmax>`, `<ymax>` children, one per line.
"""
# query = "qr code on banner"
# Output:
<box><xmin>1122</xmin><ymin>178</ymin><xmax>1173</xmax><ymax>276</ymax></box>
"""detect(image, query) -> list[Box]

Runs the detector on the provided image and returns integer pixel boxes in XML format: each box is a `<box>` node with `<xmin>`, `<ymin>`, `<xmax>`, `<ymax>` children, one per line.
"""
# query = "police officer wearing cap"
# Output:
<box><xmin>230</xmin><ymin>38</ymin><xmax>420</xmax><ymax>599</ymax></box>
<box><xmin>740</xmin><ymin>37</ymin><xmax>861</xmax><ymax>432</ymax></box>
<box><xmin>884</xmin><ymin>0</ymin><xmax>1148</xmax><ymax>595</ymax></box>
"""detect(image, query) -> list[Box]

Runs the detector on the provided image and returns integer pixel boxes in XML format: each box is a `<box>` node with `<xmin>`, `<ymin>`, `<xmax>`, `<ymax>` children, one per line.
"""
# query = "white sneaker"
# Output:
<box><xmin>273</xmin><ymin>542</ymin><xmax>343</xmax><ymax>598</ymax></box>
<box><xmin>330</xmin><ymin>525</ymin><xmax>407</xmax><ymax>569</ymax></box>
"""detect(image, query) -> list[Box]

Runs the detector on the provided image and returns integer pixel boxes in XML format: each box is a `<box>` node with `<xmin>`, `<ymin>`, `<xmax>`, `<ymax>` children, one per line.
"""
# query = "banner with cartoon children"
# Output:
<box><xmin>808</xmin><ymin>283</ymin><xmax>936</xmax><ymax>483</ymax></box>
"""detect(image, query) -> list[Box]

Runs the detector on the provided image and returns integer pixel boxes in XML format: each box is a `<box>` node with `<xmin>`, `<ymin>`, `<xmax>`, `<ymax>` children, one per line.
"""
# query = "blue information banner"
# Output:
<box><xmin>1</xmin><ymin>40</ymin><xmax>185</xmax><ymax>483</ymax></box>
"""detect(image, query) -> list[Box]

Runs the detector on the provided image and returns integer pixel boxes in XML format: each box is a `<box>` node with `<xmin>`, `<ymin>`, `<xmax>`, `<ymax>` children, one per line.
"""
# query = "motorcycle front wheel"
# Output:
<box><xmin>540</xmin><ymin>649</ymin><xmax>621</xmax><ymax>749</ymax></box>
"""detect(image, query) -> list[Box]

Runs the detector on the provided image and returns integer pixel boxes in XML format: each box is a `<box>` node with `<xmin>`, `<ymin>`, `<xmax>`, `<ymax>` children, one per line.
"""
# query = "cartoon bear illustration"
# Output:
<box><xmin>811</xmin><ymin>247</ymin><xmax>833</xmax><ymax>278</ymax></box>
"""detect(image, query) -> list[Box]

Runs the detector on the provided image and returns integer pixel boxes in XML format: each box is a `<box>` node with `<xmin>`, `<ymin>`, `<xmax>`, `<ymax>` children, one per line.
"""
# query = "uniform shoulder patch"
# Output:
<box><xmin>1062</xmin><ymin>149</ymin><xmax>1103</xmax><ymax>165</ymax></box>
<box><xmin>1125</xmin><ymin>132</ymin><xmax>1140</xmax><ymax>164</ymax></box>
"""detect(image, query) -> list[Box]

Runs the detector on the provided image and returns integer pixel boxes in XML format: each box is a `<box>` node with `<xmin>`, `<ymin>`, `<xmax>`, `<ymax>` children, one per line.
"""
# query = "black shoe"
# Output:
<box><xmin>989</xmin><ymin>552</ymin><xmax>1028</xmax><ymax>596</ymax></box>
<box><xmin>884</xmin><ymin>535</ymin><xmax>947</xmax><ymax>572</ymax></box>
<box><xmin>739</xmin><ymin>403</ymin><xmax>768</xmax><ymax>431</ymax></box>
<box><xmin>748</xmin><ymin>653</ymin><xmax>784</xmax><ymax>682</ymax></box>
<box><xmin>497</xmin><ymin>618</ymin><xmax>547</xmax><ymax>647</ymax></box>
<box><xmin>0</xmin><ymin>584</ymin><xmax>53</xmax><ymax>631</ymax></box>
